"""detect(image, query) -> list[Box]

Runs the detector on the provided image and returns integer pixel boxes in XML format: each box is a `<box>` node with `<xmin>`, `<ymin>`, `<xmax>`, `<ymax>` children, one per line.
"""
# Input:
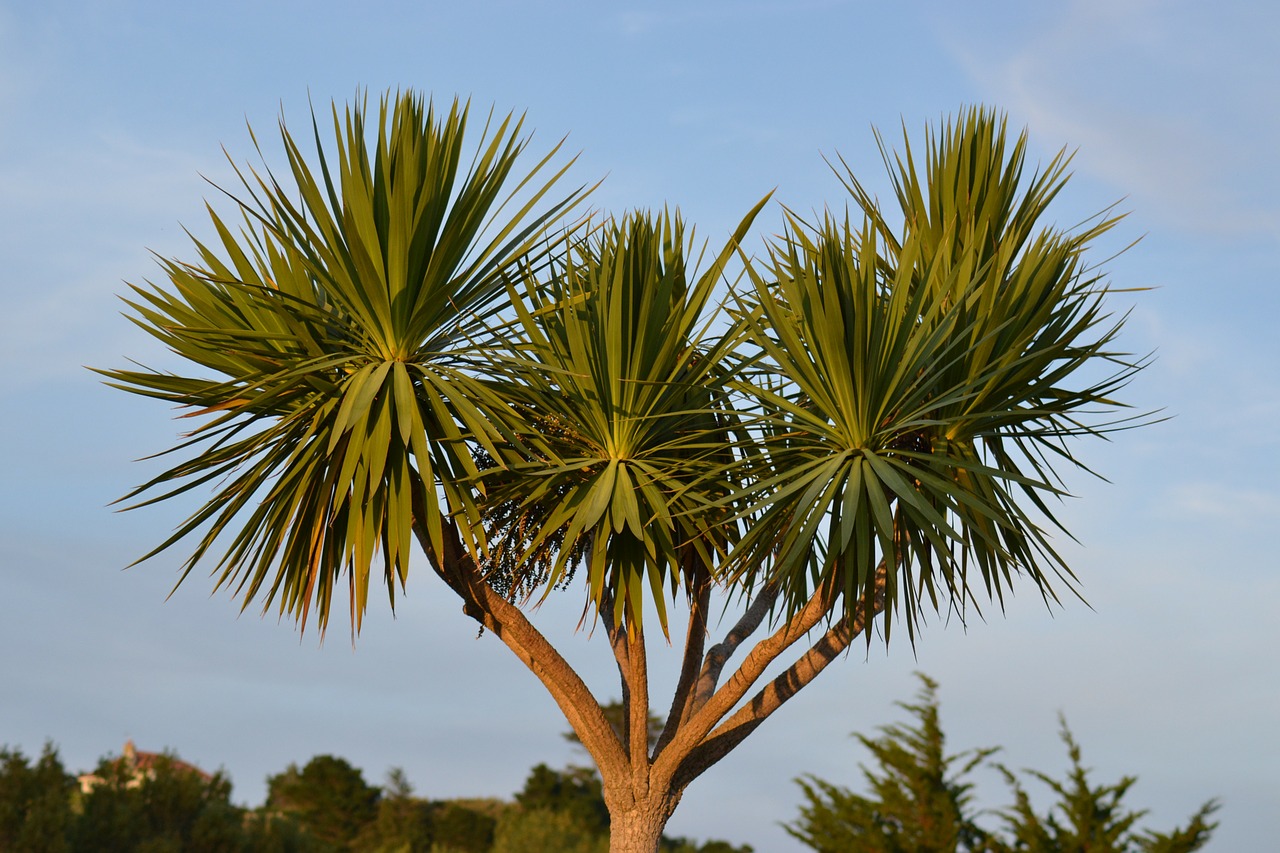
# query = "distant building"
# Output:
<box><xmin>77</xmin><ymin>739</ymin><xmax>213</xmax><ymax>793</ymax></box>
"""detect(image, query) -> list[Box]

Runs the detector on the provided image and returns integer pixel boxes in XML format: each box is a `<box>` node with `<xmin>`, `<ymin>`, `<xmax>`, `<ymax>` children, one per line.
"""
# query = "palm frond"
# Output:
<box><xmin>476</xmin><ymin>201</ymin><xmax>768</xmax><ymax>634</ymax></box>
<box><xmin>97</xmin><ymin>91</ymin><xmax>587</xmax><ymax>634</ymax></box>
<box><xmin>730</xmin><ymin>107</ymin><xmax>1147</xmax><ymax>643</ymax></box>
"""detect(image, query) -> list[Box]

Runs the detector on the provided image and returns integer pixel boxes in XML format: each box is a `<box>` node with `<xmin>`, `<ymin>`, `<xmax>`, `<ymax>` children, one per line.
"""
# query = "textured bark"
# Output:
<box><xmin>690</xmin><ymin>584</ymin><xmax>778</xmax><ymax>714</ymax></box>
<box><xmin>652</xmin><ymin>582</ymin><xmax>834</xmax><ymax>787</ymax></box>
<box><xmin>607</xmin><ymin>800</ymin><xmax>674</xmax><ymax>853</ymax></box>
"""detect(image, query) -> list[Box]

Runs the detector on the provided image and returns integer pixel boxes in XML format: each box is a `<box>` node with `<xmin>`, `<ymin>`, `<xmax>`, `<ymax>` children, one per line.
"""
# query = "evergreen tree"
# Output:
<box><xmin>73</xmin><ymin>751</ymin><xmax>244</xmax><ymax>852</ymax></box>
<box><xmin>787</xmin><ymin>677</ymin><xmax>1219</xmax><ymax>853</ymax></box>
<box><xmin>266</xmin><ymin>755</ymin><xmax>381</xmax><ymax>850</ymax></box>
<box><xmin>516</xmin><ymin>763</ymin><xmax>610</xmax><ymax>837</ymax></box>
<box><xmin>428</xmin><ymin>802</ymin><xmax>497</xmax><ymax>853</ymax></box>
<box><xmin>491</xmin><ymin>807</ymin><xmax>606</xmax><ymax>853</ymax></box>
<box><xmin>785</xmin><ymin>675</ymin><xmax>996</xmax><ymax>852</ymax></box>
<box><xmin>353</xmin><ymin>767</ymin><xmax>434</xmax><ymax>852</ymax></box>
<box><xmin>996</xmin><ymin>720</ymin><xmax>1219</xmax><ymax>853</ymax></box>
<box><xmin>0</xmin><ymin>742</ymin><xmax>75</xmax><ymax>853</ymax></box>
<box><xmin>242</xmin><ymin>809</ymin><xmax>334</xmax><ymax>853</ymax></box>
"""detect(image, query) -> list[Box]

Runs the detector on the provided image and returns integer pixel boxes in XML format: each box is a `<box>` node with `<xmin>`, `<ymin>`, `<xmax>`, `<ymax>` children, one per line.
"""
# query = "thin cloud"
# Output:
<box><xmin>1166</xmin><ymin>482</ymin><xmax>1280</xmax><ymax>526</ymax></box>
<box><xmin>931</xmin><ymin>0</ymin><xmax>1280</xmax><ymax>240</ymax></box>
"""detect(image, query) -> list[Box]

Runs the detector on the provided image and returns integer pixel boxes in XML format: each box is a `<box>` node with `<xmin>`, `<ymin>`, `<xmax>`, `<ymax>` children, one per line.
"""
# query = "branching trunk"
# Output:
<box><xmin>416</xmin><ymin>511</ymin><xmax>888</xmax><ymax>853</ymax></box>
<box><xmin>690</xmin><ymin>583</ymin><xmax>779</xmax><ymax>713</ymax></box>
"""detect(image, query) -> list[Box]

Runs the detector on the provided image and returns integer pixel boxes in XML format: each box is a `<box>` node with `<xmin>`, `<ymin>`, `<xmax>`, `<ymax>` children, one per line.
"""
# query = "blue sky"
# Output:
<box><xmin>1</xmin><ymin>1</ymin><xmax>1277</xmax><ymax>849</ymax></box>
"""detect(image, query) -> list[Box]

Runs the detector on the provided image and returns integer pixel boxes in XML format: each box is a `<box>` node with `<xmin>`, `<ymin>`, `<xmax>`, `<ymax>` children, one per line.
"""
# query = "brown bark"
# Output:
<box><xmin>674</xmin><ymin>563</ymin><xmax>888</xmax><ymax>787</ymax></box>
<box><xmin>675</xmin><ymin>616</ymin><xmax>858</xmax><ymax>788</ymax></box>
<box><xmin>414</xmin><ymin>501</ymin><xmax>890</xmax><ymax>853</ymax></box>
<box><xmin>690</xmin><ymin>583</ymin><xmax>778</xmax><ymax>713</ymax></box>
<box><xmin>412</xmin><ymin>517</ymin><xmax>628</xmax><ymax>780</ymax></box>
<box><xmin>652</xmin><ymin>581</ymin><xmax>833</xmax><ymax>788</ymax></box>
<box><xmin>606</xmin><ymin>798</ymin><xmax>677</xmax><ymax>853</ymax></box>
<box><xmin>654</xmin><ymin>554</ymin><xmax>710</xmax><ymax>757</ymax></box>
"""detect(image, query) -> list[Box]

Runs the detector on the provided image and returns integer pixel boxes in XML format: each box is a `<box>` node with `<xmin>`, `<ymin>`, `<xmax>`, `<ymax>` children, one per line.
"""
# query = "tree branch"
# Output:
<box><xmin>673</xmin><ymin>563</ymin><xmax>888</xmax><ymax>789</ymax></box>
<box><xmin>412</xmin><ymin>516</ymin><xmax>629</xmax><ymax>780</ymax></box>
<box><xmin>654</xmin><ymin>555</ymin><xmax>711</xmax><ymax>757</ymax></box>
<box><xmin>651</xmin><ymin>581</ymin><xmax>830</xmax><ymax>786</ymax></box>
<box><xmin>626</xmin><ymin>620</ymin><xmax>651</xmax><ymax>789</ymax></box>
<box><xmin>690</xmin><ymin>582</ymin><xmax>779</xmax><ymax>715</ymax></box>
<box><xmin>601</xmin><ymin>587</ymin><xmax>632</xmax><ymax>701</ymax></box>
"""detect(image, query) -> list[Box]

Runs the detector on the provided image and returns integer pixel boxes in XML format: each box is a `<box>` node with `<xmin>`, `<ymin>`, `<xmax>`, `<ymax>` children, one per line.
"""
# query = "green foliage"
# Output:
<box><xmin>267</xmin><ymin>755</ymin><xmax>380</xmax><ymax>849</ymax></box>
<box><xmin>428</xmin><ymin>802</ymin><xmax>496</xmax><ymax>853</ymax></box>
<box><xmin>0</xmin><ymin>738</ymin><xmax>759</xmax><ymax>852</ymax></box>
<box><xmin>515</xmin><ymin>763</ymin><xmax>609</xmax><ymax>836</ymax></box>
<box><xmin>996</xmin><ymin>721</ymin><xmax>1219</xmax><ymax>853</ymax></box>
<box><xmin>485</xmin><ymin>206</ymin><xmax>765</xmax><ymax>631</ymax></box>
<box><xmin>99</xmin><ymin>90</ymin><xmax>584</xmax><ymax>634</ymax></box>
<box><xmin>787</xmin><ymin>676</ymin><xmax>1218</xmax><ymax>853</ymax></box>
<box><xmin>731</xmin><ymin>108</ymin><xmax>1140</xmax><ymax>638</ymax></box>
<box><xmin>104</xmin><ymin>96</ymin><xmax>1142</xmax><ymax>643</ymax></box>
<box><xmin>491</xmin><ymin>807</ymin><xmax>607</xmax><ymax>853</ymax></box>
<box><xmin>785</xmin><ymin>676</ymin><xmax>996</xmax><ymax>852</ymax></box>
<box><xmin>352</xmin><ymin>768</ymin><xmax>434</xmax><ymax>852</ymax></box>
<box><xmin>0</xmin><ymin>742</ymin><xmax>75</xmax><ymax>853</ymax></box>
<box><xmin>510</xmin><ymin>762</ymin><xmax>751</xmax><ymax>852</ymax></box>
<box><xmin>242</xmin><ymin>810</ymin><xmax>336</xmax><ymax>853</ymax></box>
<box><xmin>73</xmin><ymin>751</ymin><xmax>244</xmax><ymax>852</ymax></box>
<box><xmin>660</xmin><ymin>837</ymin><xmax>754</xmax><ymax>853</ymax></box>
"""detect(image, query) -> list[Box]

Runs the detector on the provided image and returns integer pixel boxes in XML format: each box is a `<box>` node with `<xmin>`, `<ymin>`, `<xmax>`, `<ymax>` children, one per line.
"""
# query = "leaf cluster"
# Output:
<box><xmin>729</xmin><ymin>112</ymin><xmax>1142</xmax><ymax>640</ymax></box>
<box><xmin>101</xmin><ymin>91</ymin><xmax>584</xmax><ymax>633</ymax></box>
<box><xmin>101</xmin><ymin>93</ymin><xmax>1149</xmax><ymax>642</ymax></box>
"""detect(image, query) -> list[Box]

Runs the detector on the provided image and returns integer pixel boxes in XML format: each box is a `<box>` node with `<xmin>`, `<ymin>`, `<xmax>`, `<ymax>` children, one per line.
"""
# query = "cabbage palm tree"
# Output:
<box><xmin>101</xmin><ymin>93</ymin><xmax>1145</xmax><ymax>852</ymax></box>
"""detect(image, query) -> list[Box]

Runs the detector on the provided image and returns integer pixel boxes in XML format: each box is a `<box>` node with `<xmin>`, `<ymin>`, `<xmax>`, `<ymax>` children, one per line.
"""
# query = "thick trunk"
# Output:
<box><xmin>608</xmin><ymin>800</ymin><xmax>674</xmax><ymax>853</ymax></box>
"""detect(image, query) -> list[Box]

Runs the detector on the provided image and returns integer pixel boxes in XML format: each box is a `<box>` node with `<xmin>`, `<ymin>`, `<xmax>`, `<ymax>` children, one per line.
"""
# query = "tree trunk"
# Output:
<box><xmin>608</xmin><ymin>800</ymin><xmax>672</xmax><ymax>853</ymax></box>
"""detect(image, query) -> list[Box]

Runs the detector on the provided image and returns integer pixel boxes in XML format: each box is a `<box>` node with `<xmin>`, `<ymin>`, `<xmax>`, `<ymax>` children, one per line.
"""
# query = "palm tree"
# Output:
<box><xmin>101</xmin><ymin>92</ymin><xmax>1146</xmax><ymax>852</ymax></box>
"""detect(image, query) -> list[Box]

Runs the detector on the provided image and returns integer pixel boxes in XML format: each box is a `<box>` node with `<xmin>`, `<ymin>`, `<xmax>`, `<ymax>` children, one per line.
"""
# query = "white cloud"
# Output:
<box><xmin>0</xmin><ymin>129</ymin><xmax>236</xmax><ymax>392</ymax></box>
<box><xmin>1164</xmin><ymin>482</ymin><xmax>1280</xmax><ymax>526</ymax></box>
<box><xmin>933</xmin><ymin>0</ymin><xmax>1280</xmax><ymax>240</ymax></box>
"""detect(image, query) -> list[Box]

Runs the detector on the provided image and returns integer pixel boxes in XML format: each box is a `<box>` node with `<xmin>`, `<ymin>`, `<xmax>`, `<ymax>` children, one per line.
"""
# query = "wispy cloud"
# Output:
<box><xmin>1165</xmin><ymin>482</ymin><xmax>1280</xmax><ymax>527</ymax></box>
<box><xmin>0</xmin><ymin>131</ymin><xmax>227</xmax><ymax>391</ymax></box>
<box><xmin>931</xmin><ymin>0</ymin><xmax>1280</xmax><ymax>240</ymax></box>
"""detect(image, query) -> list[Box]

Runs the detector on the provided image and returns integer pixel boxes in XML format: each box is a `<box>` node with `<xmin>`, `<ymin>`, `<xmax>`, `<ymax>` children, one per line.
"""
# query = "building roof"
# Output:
<box><xmin>76</xmin><ymin>739</ymin><xmax>214</xmax><ymax>793</ymax></box>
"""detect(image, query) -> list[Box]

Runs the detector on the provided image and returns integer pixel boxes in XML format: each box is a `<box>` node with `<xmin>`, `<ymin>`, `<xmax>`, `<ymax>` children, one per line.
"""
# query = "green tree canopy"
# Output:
<box><xmin>0</xmin><ymin>743</ymin><xmax>75</xmax><ymax>853</ymax></box>
<box><xmin>996</xmin><ymin>722</ymin><xmax>1219</xmax><ymax>853</ymax></box>
<box><xmin>429</xmin><ymin>802</ymin><xmax>497</xmax><ymax>853</ymax></box>
<box><xmin>352</xmin><ymin>767</ymin><xmax>434</xmax><ymax>852</ymax></box>
<box><xmin>74</xmin><ymin>751</ymin><xmax>243</xmax><ymax>852</ymax></box>
<box><xmin>786</xmin><ymin>675</ymin><xmax>1218</xmax><ymax>853</ymax></box>
<box><xmin>266</xmin><ymin>755</ymin><xmax>381</xmax><ymax>849</ymax></box>
<box><xmin>787</xmin><ymin>675</ymin><xmax>995</xmax><ymax>852</ymax></box>
<box><xmin>516</xmin><ymin>763</ymin><xmax>610</xmax><ymax>837</ymax></box>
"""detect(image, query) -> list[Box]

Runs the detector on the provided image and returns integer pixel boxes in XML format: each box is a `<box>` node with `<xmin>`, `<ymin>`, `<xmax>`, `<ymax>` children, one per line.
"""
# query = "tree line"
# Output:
<box><xmin>0</xmin><ymin>741</ymin><xmax>748</xmax><ymax>853</ymax></box>
<box><xmin>2</xmin><ymin>677</ymin><xmax>1217</xmax><ymax>852</ymax></box>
